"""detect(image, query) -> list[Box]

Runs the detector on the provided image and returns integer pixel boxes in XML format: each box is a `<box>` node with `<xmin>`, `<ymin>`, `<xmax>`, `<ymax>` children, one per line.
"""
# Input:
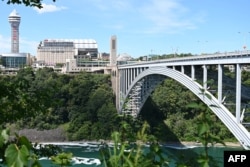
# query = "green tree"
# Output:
<box><xmin>66</xmin><ymin>72</ymin><xmax>118</xmax><ymax>140</ymax></box>
<box><xmin>242</xmin><ymin>70</ymin><xmax>250</xmax><ymax>86</ymax></box>
<box><xmin>51</xmin><ymin>152</ymin><xmax>73</xmax><ymax>167</ymax></box>
<box><xmin>0</xmin><ymin>67</ymin><xmax>52</xmax><ymax>124</ymax></box>
<box><xmin>152</xmin><ymin>79</ymin><xmax>195</xmax><ymax>116</ymax></box>
<box><xmin>100</xmin><ymin>122</ymin><xmax>170</xmax><ymax>167</ymax></box>
<box><xmin>96</xmin><ymin>102</ymin><xmax>118</xmax><ymax>139</ymax></box>
<box><xmin>3</xmin><ymin>0</ymin><xmax>56</xmax><ymax>8</ymax></box>
<box><xmin>16</xmin><ymin>68</ymin><xmax>66</xmax><ymax>129</ymax></box>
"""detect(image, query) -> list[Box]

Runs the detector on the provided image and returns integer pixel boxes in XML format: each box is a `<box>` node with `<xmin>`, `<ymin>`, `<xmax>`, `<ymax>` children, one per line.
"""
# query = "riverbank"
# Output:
<box><xmin>17</xmin><ymin>128</ymin><xmax>242</xmax><ymax>148</ymax></box>
<box><xmin>164</xmin><ymin>141</ymin><xmax>242</xmax><ymax>148</ymax></box>
<box><xmin>17</xmin><ymin>127</ymin><xmax>67</xmax><ymax>142</ymax></box>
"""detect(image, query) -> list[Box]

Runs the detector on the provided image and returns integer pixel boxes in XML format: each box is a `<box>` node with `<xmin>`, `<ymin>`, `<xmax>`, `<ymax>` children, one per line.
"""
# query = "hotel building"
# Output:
<box><xmin>36</xmin><ymin>39</ymin><xmax>98</xmax><ymax>65</ymax></box>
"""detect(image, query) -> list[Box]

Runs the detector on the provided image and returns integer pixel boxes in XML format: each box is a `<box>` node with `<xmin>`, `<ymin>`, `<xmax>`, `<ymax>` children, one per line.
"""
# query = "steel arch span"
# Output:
<box><xmin>119</xmin><ymin>66</ymin><xmax>250</xmax><ymax>150</ymax></box>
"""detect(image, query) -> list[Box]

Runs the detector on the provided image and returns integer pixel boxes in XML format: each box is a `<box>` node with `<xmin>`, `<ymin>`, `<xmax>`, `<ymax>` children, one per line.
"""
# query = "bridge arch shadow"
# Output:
<box><xmin>120</xmin><ymin>66</ymin><xmax>250</xmax><ymax>149</ymax></box>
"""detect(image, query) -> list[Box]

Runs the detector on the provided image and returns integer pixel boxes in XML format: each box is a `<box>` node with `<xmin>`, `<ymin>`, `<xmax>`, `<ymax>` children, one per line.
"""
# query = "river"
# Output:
<box><xmin>38</xmin><ymin>142</ymin><xmax>244</xmax><ymax>167</ymax></box>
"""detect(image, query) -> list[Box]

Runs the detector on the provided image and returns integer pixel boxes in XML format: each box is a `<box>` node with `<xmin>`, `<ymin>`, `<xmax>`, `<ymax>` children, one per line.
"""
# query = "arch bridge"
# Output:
<box><xmin>114</xmin><ymin>50</ymin><xmax>250</xmax><ymax>149</ymax></box>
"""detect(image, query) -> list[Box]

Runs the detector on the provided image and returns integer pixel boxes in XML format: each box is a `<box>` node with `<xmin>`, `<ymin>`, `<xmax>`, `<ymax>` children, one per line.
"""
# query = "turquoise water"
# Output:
<box><xmin>39</xmin><ymin>142</ymin><xmax>244</xmax><ymax>167</ymax></box>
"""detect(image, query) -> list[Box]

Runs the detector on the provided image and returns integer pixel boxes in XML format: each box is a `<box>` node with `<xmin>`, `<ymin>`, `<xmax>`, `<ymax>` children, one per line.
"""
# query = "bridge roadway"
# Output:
<box><xmin>116</xmin><ymin>50</ymin><xmax>250</xmax><ymax>149</ymax></box>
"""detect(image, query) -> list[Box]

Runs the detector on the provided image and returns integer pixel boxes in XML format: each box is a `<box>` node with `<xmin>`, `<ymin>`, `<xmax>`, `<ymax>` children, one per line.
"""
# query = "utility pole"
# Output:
<box><xmin>238</xmin><ymin>32</ymin><xmax>250</xmax><ymax>50</ymax></box>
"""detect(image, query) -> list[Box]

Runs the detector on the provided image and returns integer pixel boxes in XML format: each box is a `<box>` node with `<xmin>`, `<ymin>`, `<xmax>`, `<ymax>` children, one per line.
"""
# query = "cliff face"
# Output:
<box><xmin>17</xmin><ymin>127</ymin><xmax>67</xmax><ymax>142</ymax></box>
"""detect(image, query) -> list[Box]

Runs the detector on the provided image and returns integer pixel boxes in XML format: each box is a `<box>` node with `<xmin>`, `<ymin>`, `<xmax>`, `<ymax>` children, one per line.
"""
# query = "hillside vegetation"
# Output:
<box><xmin>1</xmin><ymin>66</ymin><xmax>249</xmax><ymax>142</ymax></box>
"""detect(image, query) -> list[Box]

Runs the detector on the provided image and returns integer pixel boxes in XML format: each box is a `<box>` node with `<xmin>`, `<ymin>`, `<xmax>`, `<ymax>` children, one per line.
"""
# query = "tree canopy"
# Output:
<box><xmin>3</xmin><ymin>0</ymin><xmax>56</xmax><ymax>8</ymax></box>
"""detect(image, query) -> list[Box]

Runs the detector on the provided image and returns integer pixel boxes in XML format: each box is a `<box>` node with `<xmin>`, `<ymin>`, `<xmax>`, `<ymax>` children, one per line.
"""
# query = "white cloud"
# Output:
<box><xmin>34</xmin><ymin>3</ymin><xmax>67</xmax><ymax>14</ymax></box>
<box><xmin>19</xmin><ymin>38</ymin><xmax>38</xmax><ymax>55</ymax></box>
<box><xmin>111</xmin><ymin>0</ymin><xmax>132</xmax><ymax>10</ymax></box>
<box><xmin>88</xmin><ymin>0</ymin><xmax>131</xmax><ymax>11</ymax></box>
<box><xmin>0</xmin><ymin>34</ymin><xmax>10</xmax><ymax>53</ymax></box>
<box><xmin>139</xmin><ymin>0</ymin><xmax>198</xmax><ymax>34</ymax></box>
<box><xmin>104</xmin><ymin>24</ymin><xmax>124</xmax><ymax>30</ymax></box>
<box><xmin>88</xmin><ymin>0</ymin><xmax>202</xmax><ymax>34</ymax></box>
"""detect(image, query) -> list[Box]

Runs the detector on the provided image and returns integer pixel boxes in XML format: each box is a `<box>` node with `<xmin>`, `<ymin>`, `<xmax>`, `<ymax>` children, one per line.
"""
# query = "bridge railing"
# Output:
<box><xmin>118</xmin><ymin>50</ymin><xmax>250</xmax><ymax>68</ymax></box>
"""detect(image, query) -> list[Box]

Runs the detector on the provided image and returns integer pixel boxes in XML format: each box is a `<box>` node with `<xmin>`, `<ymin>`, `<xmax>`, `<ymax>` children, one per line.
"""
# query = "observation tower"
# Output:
<box><xmin>8</xmin><ymin>9</ymin><xmax>21</xmax><ymax>53</ymax></box>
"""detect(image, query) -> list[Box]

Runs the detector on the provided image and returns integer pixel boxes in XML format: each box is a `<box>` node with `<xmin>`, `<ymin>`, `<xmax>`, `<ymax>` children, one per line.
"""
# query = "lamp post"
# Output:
<box><xmin>238</xmin><ymin>32</ymin><xmax>250</xmax><ymax>50</ymax></box>
<box><xmin>197</xmin><ymin>40</ymin><xmax>208</xmax><ymax>55</ymax></box>
<box><xmin>171</xmin><ymin>46</ymin><xmax>179</xmax><ymax>57</ymax></box>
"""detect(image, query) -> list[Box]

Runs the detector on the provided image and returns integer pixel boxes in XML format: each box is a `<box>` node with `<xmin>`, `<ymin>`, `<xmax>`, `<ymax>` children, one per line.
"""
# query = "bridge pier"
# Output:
<box><xmin>203</xmin><ymin>65</ymin><xmax>207</xmax><ymax>90</ymax></box>
<box><xmin>191</xmin><ymin>65</ymin><xmax>195</xmax><ymax>80</ymax></box>
<box><xmin>218</xmin><ymin>64</ymin><xmax>223</xmax><ymax>104</ymax></box>
<box><xmin>181</xmin><ymin>65</ymin><xmax>184</xmax><ymax>73</ymax></box>
<box><xmin>236</xmin><ymin>64</ymin><xmax>242</xmax><ymax>123</ymax></box>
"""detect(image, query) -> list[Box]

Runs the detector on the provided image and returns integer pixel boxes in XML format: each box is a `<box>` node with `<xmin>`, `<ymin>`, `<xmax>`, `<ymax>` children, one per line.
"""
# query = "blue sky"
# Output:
<box><xmin>0</xmin><ymin>0</ymin><xmax>250</xmax><ymax>57</ymax></box>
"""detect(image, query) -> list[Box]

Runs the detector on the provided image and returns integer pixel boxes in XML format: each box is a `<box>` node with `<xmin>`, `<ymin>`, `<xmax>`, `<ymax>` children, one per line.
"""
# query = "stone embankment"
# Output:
<box><xmin>17</xmin><ymin>127</ymin><xmax>67</xmax><ymax>142</ymax></box>
<box><xmin>16</xmin><ymin>128</ymin><xmax>241</xmax><ymax>148</ymax></box>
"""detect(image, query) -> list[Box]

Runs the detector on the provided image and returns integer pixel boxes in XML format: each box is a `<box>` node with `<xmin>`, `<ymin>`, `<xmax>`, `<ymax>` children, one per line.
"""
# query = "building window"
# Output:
<box><xmin>2</xmin><ymin>56</ymin><xmax>26</xmax><ymax>68</ymax></box>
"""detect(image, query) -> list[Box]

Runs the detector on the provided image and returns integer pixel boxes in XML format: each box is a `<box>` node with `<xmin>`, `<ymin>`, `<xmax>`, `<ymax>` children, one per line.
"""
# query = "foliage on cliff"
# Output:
<box><xmin>1</xmin><ymin>67</ymin><xmax>242</xmax><ymax>142</ymax></box>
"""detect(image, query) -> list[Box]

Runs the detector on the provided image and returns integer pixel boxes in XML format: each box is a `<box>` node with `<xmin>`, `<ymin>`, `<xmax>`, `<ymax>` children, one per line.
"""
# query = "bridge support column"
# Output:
<box><xmin>218</xmin><ymin>64</ymin><xmax>223</xmax><ymax>104</ymax></box>
<box><xmin>203</xmin><ymin>65</ymin><xmax>207</xmax><ymax>90</ymax></box>
<box><xmin>132</xmin><ymin>69</ymin><xmax>134</xmax><ymax>82</ymax></box>
<box><xmin>236</xmin><ymin>64</ymin><xmax>242</xmax><ymax>123</ymax></box>
<box><xmin>121</xmin><ymin>70</ymin><xmax>125</xmax><ymax>95</ymax></box>
<box><xmin>127</xmin><ymin>69</ymin><xmax>130</xmax><ymax>87</ymax></box>
<box><xmin>191</xmin><ymin>65</ymin><xmax>195</xmax><ymax>80</ymax></box>
<box><xmin>181</xmin><ymin>65</ymin><xmax>185</xmax><ymax>73</ymax></box>
<box><xmin>122</xmin><ymin>70</ymin><xmax>125</xmax><ymax>93</ymax></box>
<box><xmin>129</xmin><ymin>68</ymin><xmax>132</xmax><ymax>86</ymax></box>
<box><xmin>138</xmin><ymin>68</ymin><xmax>141</xmax><ymax>74</ymax></box>
<box><xmin>133</xmin><ymin>68</ymin><xmax>135</xmax><ymax>79</ymax></box>
<box><xmin>125</xmin><ymin>69</ymin><xmax>128</xmax><ymax>94</ymax></box>
<box><xmin>116</xmin><ymin>70</ymin><xmax>123</xmax><ymax>111</ymax></box>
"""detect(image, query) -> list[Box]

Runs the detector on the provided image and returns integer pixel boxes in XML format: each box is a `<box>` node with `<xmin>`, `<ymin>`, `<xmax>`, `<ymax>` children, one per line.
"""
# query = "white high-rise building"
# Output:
<box><xmin>8</xmin><ymin>9</ymin><xmax>21</xmax><ymax>53</ymax></box>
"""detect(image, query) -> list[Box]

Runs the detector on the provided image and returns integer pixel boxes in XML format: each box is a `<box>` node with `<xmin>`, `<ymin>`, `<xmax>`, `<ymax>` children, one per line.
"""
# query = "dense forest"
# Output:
<box><xmin>1</xmin><ymin>65</ymin><xmax>250</xmax><ymax>143</ymax></box>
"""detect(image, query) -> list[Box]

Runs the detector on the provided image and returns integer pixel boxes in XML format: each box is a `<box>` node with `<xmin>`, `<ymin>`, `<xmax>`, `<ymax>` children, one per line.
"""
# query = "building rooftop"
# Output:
<box><xmin>41</xmin><ymin>39</ymin><xmax>98</xmax><ymax>49</ymax></box>
<box><xmin>117</xmin><ymin>53</ymin><xmax>132</xmax><ymax>61</ymax></box>
<box><xmin>9</xmin><ymin>9</ymin><xmax>20</xmax><ymax>17</ymax></box>
<box><xmin>1</xmin><ymin>53</ymin><xmax>27</xmax><ymax>57</ymax></box>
